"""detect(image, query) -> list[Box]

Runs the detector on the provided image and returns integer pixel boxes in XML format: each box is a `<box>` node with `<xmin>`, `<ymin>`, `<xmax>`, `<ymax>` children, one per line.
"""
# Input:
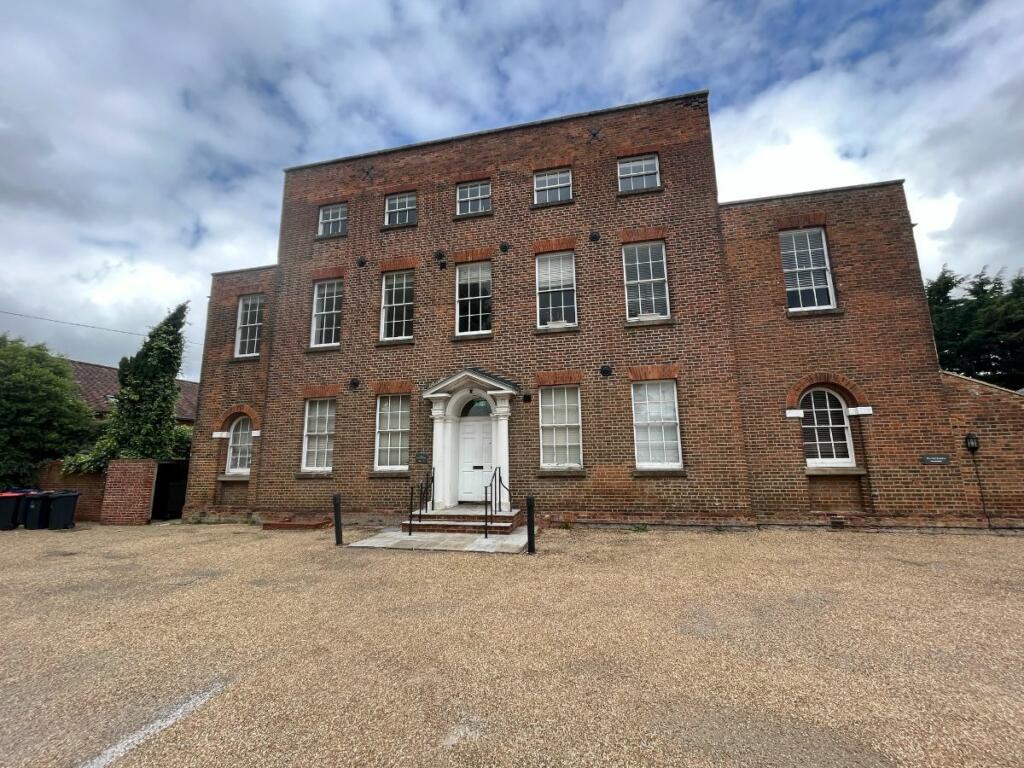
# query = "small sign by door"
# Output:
<box><xmin>415</xmin><ymin>451</ymin><xmax>429</xmax><ymax>465</ymax></box>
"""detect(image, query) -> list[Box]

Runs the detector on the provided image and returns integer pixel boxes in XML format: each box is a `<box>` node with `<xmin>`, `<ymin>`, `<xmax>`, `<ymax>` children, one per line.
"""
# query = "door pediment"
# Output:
<box><xmin>423</xmin><ymin>368</ymin><xmax>518</xmax><ymax>400</ymax></box>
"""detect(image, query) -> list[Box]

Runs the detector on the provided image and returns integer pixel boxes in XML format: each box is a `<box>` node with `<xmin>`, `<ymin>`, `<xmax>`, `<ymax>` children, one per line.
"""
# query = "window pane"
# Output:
<box><xmin>631</xmin><ymin>381</ymin><xmax>682</xmax><ymax>468</ymax></box>
<box><xmin>623</xmin><ymin>243</ymin><xmax>669</xmax><ymax>319</ymax></box>
<box><xmin>318</xmin><ymin>204</ymin><xmax>348</xmax><ymax>236</ymax></box>
<box><xmin>799</xmin><ymin>389</ymin><xmax>854</xmax><ymax>466</ymax></box>
<box><xmin>376</xmin><ymin>395</ymin><xmax>410</xmax><ymax>468</ymax></box>
<box><xmin>780</xmin><ymin>228</ymin><xmax>834</xmax><ymax>310</ymax></box>
<box><xmin>539</xmin><ymin>386</ymin><xmax>582</xmax><ymax>467</ymax></box>
<box><xmin>312</xmin><ymin>280</ymin><xmax>343</xmax><ymax>346</ymax></box>
<box><xmin>456</xmin><ymin>263</ymin><xmax>492</xmax><ymax>334</ymax></box>
<box><xmin>235</xmin><ymin>295</ymin><xmax>264</xmax><ymax>356</ymax></box>
<box><xmin>303</xmin><ymin>399</ymin><xmax>336</xmax><ymax>470</ymax></box>
<box><xmin>381</xmin><ymin>271</ymin><xmax>414</xmax><ymax>340</ymax></box>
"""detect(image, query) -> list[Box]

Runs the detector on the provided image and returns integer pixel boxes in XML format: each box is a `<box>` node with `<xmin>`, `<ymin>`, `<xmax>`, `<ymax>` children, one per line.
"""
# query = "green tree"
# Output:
<box><xmin>926</xmin><ymin>265</ymin><xmax>1024</xmax><ymax>390</ymax></box>
<box><xmin>65</xmin><ymin>303</ymin><xmax>190</xmax><ymax>473</ymax></box>
<box><xmin>0</xmin><ymin>336</ymin><xmax>94</xmax><ymax>487</ymax></box>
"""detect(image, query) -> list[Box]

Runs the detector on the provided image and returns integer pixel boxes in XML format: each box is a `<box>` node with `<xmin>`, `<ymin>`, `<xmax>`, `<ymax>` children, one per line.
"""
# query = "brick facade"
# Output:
<box><xmin>184</xmin><ymin>92</ymin><xmax>1023</xmax><ymax>528</ymax></box>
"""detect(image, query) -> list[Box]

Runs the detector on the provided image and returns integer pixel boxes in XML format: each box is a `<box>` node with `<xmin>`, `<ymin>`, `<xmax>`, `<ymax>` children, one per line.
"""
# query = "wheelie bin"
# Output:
<box><xmin>22</xmin><ymin>492</ymin><xmax>52</xmax><ymax>530</ymax></box>
<box><xmin>0</xmin><ymin>490</ymin><xmax>29</xmax><ymax>530</ymax></box>
<box><xmin>47</xmin><ymin>491</ymin><xmax>80</xmax><ymax>529</ymax></box>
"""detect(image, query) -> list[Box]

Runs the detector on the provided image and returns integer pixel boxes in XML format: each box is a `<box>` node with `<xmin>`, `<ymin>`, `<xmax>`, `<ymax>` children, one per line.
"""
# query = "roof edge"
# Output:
<box><xmin>940</xmin><ymin>370</ymin><xmax>1024</xmax><ymax>398</ymax></box>
<box><xmin>66</xmin><ymin>359</ymin><xmax>198</xmax><ymax>385</ymax></box>
<box><xmin>284</xmin><ymin>89</ymin><xmax>710</xmax><ymax>173</ymax></box>
<box><xmin>719</xmin><ymin>180</ymin><xmax>905</xmax><ymax>208</ymax></box>
<box><xmin>210</xmin><ymin>263</ymin><xmax>279</xmax><ymax>278</ymax></box>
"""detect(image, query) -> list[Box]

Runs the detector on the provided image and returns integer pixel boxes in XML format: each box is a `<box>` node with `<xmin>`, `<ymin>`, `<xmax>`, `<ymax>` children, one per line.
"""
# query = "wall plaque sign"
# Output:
<box><xmin>920</xmin><ymin>454</ymin><xmax>951</xmax><ymax>465</ymax></box>
<box><xmin>415</xmin><ymin>451</ymin><xmax>430</xmax><ymax>465</ymax></box>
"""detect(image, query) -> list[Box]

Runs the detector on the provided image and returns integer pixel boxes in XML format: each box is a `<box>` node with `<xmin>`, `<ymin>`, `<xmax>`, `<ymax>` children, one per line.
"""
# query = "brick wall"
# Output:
<box><xmin>99</xmin><ymin>459</ymin><xmax>157</xmax><ymax>525</ymax></box>
<box><xmin>183</xmin><ymin>93</ymin><xmax>1022</xmax><ymax>528</ymax></box>
<box><xmin>721</xmin><ymin>183</ymin><xmax>978</xmax><ymax>526</ymax></box>
<box><xmin>185</xmin><ymin>93</ymin><xmax>753</xmax><ymax>525</ymax></box>
<box><xmin>36</xmin><ymin>461</ymin><xmax>106</xmax><ymax>522</ymax></box>
<box><xmin>942</xmin><ymin>372</ymin><xmax>1024</xmax><ymax>526</ymax></box>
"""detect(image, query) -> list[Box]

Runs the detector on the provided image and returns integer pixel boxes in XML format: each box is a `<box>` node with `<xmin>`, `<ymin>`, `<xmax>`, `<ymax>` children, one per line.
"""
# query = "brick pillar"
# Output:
<box><xmin>99</xmin><ymin>459</ymin><xmax>158</xmax><ymax>525</ymax></box>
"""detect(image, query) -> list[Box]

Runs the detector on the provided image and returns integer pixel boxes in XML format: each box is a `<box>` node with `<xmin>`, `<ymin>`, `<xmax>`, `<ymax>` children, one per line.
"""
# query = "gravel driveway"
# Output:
<box><xmin>1</xmin><ymin>522</ymin><xmax>1022</xmax><ymax>767</ymax></box>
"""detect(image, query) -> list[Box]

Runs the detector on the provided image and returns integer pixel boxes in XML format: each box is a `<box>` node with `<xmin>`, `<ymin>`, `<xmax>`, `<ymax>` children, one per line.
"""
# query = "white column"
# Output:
<box><xmin>429</xmin><ymin>397</ymin><xmax>453</xmax><ymax>509</ymax></box>
<box><xmin>492</xmin><ymin>394</ymin><xmax>511</xmax><ymax>508</ymax></box>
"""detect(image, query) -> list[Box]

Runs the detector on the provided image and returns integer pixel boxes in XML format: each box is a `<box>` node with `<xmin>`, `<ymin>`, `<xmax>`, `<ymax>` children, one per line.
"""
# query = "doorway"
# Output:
<box><xmin>458</xmin><ymin>398</ymin><xmax>492</xmax><ymax>502</ymax></box>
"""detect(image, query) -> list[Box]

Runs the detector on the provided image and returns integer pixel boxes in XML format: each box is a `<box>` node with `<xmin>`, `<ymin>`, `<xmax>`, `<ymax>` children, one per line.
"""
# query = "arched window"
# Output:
<box><xmin>460</xmin><ymin>397</ymin><xmax>492</xmax><ymax>418</ymax></box>
<box><xmin>226</xmin><ymin>416</ymin><xmax>253</xmax><ymax>474</ymax></box>
<box><xmin>800</xmin><ymin>389</ymin><xmax>855</xmax><ymax>467</ymax></box>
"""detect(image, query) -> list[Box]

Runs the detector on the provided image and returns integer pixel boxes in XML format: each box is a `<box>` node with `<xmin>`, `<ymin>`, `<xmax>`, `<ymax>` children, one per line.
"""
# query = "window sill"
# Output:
<box><xmin>452</xmin><ymin>332</ymin><xmax>493</xmax><ymax>342</ymax></box>
<box><xmin>314</xmin><ymin>232</ymin><xmax>347</xmax><ymax>241</ymax></box>
<box><xmin>229</xmin><ymin>355</ymin><xmax>260</xmax><ymax>363</ymax></box>
<box><xmin>788</xmin><ymin>307</ymin><xmax>843</xmax><ymax>318</ymax></box>
<box><xmin>368</xmin><ymin>470</ymin><xmax>410</xmax><ymax>479</ymax></box>
<box><xmin>617</xmin><ymin>185</ymin><xmax>664</xmax><ymax>198</ymax></box>
<box><xmin>530</xmin><ymin>199</ymin><xmax>574</xmax><ymax>210</ymax></box>
<box><xmin>217</xmin><ymin>474</ymin><xmax>250</xmax><ymax>482</ymax></box>
<box><xmin>305</xmin><ymin>345</ymin><xmax>340</xmax><ymax>354</ymax></box>
<box><xmin>624</xmin><ymin>317</ymin><xmax>674</xmax><ymax>328</ymax></box>
<box><xmin>380</xmin><ymin>222</ymin><xmax>417</xmax><ymax>232</ymax></box>
<box><xmin>453</xmin><ymin>210</ymin><xmax>494</xmax><ymax>222</ymax></box>
<box><xmin>375</xmin><ymin>338</ymin><xmax>414</xmax><ymax>348</ymax></box>
<box><xmin>536</xmin><ymin>468</ymin><xmax>586</xmax><ymax>478</ymax></box>
<box><xmin>633</xmin><ymin>468</ymin><xmax>686</xmax><ymax>478</ymax></box>
<box><xmin>805</xmin><ymin>466</ymin><xmax>866</xmax><ymax>476</ymax></box>
<box><xmin>533</xmin><ymin>324</ymin><xmax>579</xmax><ymax>335</ymax></box>
<box><xmin>295</xmin><ymin>471</ymin><xmax>332</xmax><ymax>479</ymax></box>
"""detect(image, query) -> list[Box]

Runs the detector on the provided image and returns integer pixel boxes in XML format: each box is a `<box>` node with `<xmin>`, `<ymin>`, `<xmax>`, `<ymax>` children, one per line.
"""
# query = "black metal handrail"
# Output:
<box><xmin>407</xmin><ymin>467</ymin><xmax>435</xmax><ymax>536</ymax></box>
<box><xmin>482</xmin><ymin>466</ymin><xmax>510</xmax><ymax>539</ymax></box>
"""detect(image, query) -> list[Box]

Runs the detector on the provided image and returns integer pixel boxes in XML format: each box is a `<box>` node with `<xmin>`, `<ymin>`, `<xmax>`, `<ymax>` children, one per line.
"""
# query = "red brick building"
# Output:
<box><xmin>184</xmin><ymin>91</ymin><xmax>1023</xmax><ymax>530</ymax></box>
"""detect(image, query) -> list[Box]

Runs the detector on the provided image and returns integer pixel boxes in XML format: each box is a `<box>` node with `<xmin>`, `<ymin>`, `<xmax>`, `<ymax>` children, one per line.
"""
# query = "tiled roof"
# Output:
<box><xmin>66</xmin><ymin>359</ymin><xmax>199</xmax><ymax>422</ymax></box>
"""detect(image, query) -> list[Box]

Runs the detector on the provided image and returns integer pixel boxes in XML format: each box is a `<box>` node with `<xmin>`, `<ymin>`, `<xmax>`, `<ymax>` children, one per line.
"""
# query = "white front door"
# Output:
<box><xmin>458</xmin><ymin>418</ymin><xmax>492</xmax><ymax>502</ymax></box>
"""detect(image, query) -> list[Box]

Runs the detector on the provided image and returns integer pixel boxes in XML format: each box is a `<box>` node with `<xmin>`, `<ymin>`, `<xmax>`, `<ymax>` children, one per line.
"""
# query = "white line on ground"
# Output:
<box><xmin>78</xmin><ymin>681</ymin><xmax>224</xmax><ymax>768</ymax></box>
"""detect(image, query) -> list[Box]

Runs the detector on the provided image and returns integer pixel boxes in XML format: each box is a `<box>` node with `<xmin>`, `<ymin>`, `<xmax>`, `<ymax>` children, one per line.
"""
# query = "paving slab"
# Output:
<box><xmin>348</xmin><ymin>526</ymin><xmax>527</xmax><ymax>553</ymax></box>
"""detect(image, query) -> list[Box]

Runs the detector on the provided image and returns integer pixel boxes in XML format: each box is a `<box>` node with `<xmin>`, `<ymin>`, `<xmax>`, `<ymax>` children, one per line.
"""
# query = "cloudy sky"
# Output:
<box><xmin>1</xmin><ymin>0</ymin><xmax>1021</xmax><ymax>379</ymax></box>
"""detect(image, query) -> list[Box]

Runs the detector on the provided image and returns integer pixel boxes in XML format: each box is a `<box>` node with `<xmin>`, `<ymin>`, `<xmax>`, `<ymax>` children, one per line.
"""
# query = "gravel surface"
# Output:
<box><xmin>1</xmin><ymin>522</ymin><xmax>1022</xmax><ymax>767</ymax></box>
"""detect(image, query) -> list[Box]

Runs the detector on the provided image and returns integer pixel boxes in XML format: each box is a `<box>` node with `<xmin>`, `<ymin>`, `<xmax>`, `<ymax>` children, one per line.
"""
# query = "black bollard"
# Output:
<box><xmin>526</xmin><ymin>495</ymin><xmax>536</xmax><ymax>554</ymax></box>
<box><xmin>332</xmin><ymin>493</ymin><xmax>343</xmax><ymax>546</ymax></box>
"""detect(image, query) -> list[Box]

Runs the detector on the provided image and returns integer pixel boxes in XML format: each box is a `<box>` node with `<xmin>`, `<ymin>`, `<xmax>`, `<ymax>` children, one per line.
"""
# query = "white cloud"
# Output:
<box><xmin>0</xmin><ymin>0</ymin><xmax>1021</xmax><ymax>379</ymax></box>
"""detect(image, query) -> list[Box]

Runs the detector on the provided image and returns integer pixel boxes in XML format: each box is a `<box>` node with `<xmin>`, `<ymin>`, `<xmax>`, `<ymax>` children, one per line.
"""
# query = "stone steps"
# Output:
<box><xmin>401</xmin><ymin>507</ymin><xmax>523</xmax><ymax>535</ymax></box>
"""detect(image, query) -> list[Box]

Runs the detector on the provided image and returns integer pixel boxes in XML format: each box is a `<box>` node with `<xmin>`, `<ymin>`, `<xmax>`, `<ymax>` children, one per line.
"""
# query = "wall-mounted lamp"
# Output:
<box><xmin>964</xmin><ymin>433</ymin><xmax>980</xmax><ymax>453</ymax></box>
<box><xmin>348</xmin><ymin>378</ymin><xmax>361</xmax><ymax>391</ymax></box>
<box><xmin>599</xmin><ymin>365</ymin><xmax>613</xmax><ymax>377</ymax></box>
<box><xmin>522</xmin><ymin>393</ymin><xmax>532</xmax><ymax>403</ymax></box>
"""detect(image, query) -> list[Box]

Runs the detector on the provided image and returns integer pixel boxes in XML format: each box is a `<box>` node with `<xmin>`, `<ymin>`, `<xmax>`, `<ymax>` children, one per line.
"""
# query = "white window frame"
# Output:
<box><xmin>533</xmin><ymin>168</ymin><xmax>572</xmax><ymax>204</ymax></box>
<box><xmin>780</xmin><ymin>228</ymin><xmax>836</xmax><ymax>312</ymax></box>
<box><xmin>800</xmin><ymin>388</ymin><xmax>856</xmax><ymax>467</ymax></box>
<box><xmin>384</xmin><ymin>192</ymin><xmax>417</xmax><ymax>226</ymax></box>
<box><xmin>455</xmin><ymin>262</ymin><xmax>492</xmax><ymax>336</ymax></box>
<box><xmin>225</xmin><ymin>416</ymin><xmax>253</xmax><ymax>475</ymax></box>
<box><xmin>535</xmin><ymin>251</ymin><xmax>578</xmax><ymax>329</ymax></box>
<box><xmin>456</xmin><ymin>180</ymin><xmax>492</xmax><ymax>216</ymax></box>
<box><xmin>380</xmin><ymin>270</ymin><xmax>414</xmax><ymax>341</ymax></box>
<box><xmin>301</xmin><ymin>399</ymin><xmax>335</xmax><ymax>472</ymax></box>
<box><xmin>538</xmin><ymin>385</ymin><xmax>583</xmax><ymax>469</ymax></box>
<box><xmin>631</xmin><ymin>380</ymin><xmax>683</xmax><ymax>470</ymax></box>
<box><xmin>375</xmin><ymin>395</ymin><xmax>411</xmax><ymax>471</ymax></box>
<box><xmin>317</xmin><ymin>203</ymin><xmax>348</xmax><ymax>237</ymax></box>
<box><xmin>617</xmin><ymin>154</ymin><xmax>661</xmax><ymax>192</ymax></box>
<box><xmin>234</xmin><ymin>294</ymin><xmax>264</xmax><ymax>358</ymax></box>
<box><xmin>622</xmin><ymin>241</ymin><xmax>671</xmax><ymax>321</ymax></box>
<box><xmin>310</xmin><ymin>279</ymin><xmax>343</xmax><ymax>348</ymax></box>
